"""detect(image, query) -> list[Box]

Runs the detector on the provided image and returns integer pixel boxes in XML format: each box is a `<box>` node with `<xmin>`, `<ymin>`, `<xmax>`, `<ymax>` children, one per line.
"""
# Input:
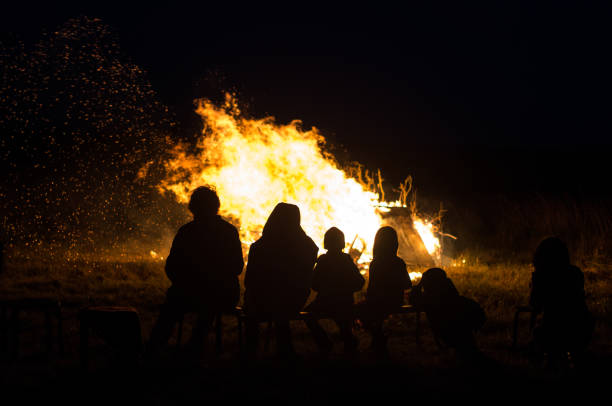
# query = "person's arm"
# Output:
<box><xmin>311</xmin><ymin>259</ymin><xmax>322</xmax><ymax>292</ymax></box>
<box><xmin>228</xmin><ymin>226</ymin><xmax>245</xmax><ymax>276</ymax></box>
<box><xmin>164</xmin><ymin>228</ymin><xmax>186</xmax><ymax>283</ymax></box>
<box><xmin>243</xmin><ymin>243</ymin><xmax>260</xmax><ymax>290</ymax></box>
<box><xmin>529</xmin><ymin>271</ymin><xmax>544</xmax><ymax>313</ymax></box>
<box><xmin>347</xmin><ymin>255</ymin><xmax>365</xmax><ymax>292</ymax></box>
<box><xmin>400</xmin><ymin>259</ymin><xmax>412</xmax><ymax>290</ymax></box>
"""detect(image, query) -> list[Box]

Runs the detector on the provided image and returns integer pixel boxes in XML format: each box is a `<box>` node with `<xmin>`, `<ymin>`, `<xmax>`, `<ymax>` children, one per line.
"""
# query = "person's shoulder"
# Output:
<box><xmin>304</xmin><ymin>234</ymin><xmax>319</xmax><ymax>253</ymax></box>
<box><xmin>316</xmin><ymin>252</ymin><xmax>329</xmax><ymax>262</ymax></box>
<box><xmin>216</xmin><ymin>216</ymin><xmax>239</xmax><ymax>234</ymax></box>
<box><xmin>568</xmin><ymin>264</ymin><xmax>585</xmax><ymax>281</ymax></box>
<box><xmin>568</xmin><ymin>264</ymin><xmax>583</xmax><ymax>274</ymax></box>
<box><xmin>341</xmin><ymin>252</ymin><xmax>353</xmax><ymax>259</ymax></box>
<box><xmin>176</xmin><ymin>221</ymin><xmax>196</xmax><ymax>234</ymax></box>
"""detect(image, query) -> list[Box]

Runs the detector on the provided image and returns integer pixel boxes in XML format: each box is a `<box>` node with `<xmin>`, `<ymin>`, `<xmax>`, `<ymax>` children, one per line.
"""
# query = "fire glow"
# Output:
<box><xmin>159</xmin><ymin>94</ymin><xmax>440</xmax><ymax>273</ymax></box>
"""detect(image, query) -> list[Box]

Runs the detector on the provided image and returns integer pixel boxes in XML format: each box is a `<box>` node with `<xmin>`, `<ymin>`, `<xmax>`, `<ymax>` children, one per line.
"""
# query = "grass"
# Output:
<box><xmin>1</xmin><ymin>257</ymin><xmax>611</xmax><ymax>403</ymax></box>
<box><xmin>1</xmin><ymin>257</ymin><xmax>610</xmax><ymax>363</ymax></box>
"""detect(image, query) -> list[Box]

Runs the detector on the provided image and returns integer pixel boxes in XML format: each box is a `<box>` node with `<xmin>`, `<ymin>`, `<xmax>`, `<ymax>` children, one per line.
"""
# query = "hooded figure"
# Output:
<box><xmin>244</xmin><ymin>203</ymin><xmax>318</xmax><ymax>358</ymax></box>
<box><xmin>361</xmin><ymin>226</ymin><xmax>412</xmax><ymax>357</ymax></box>
<box><xmin>529</xmin><ymin>237</ymin><xmax>593</xmax><ymax>358</ymax></box>
<box><xmin>366</xmin><ymin>226</ymin><xmax>412</xmax><ymax>311</ymax></box>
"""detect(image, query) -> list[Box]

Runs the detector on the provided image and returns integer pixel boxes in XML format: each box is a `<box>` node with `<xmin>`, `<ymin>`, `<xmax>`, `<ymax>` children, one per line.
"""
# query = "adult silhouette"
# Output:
<box><xmin>409</xmin><ymin>267</ymin><xmax>486</xmax><ymax>361</ymax></box>
<box><xmin>243</xmin><ymin>203</ymin><xmax>318</xmax><ymax>359</ymax></box>
<box><xmin>529</xmin><ymin>237</ymin><xmax>593</xmax><ymax>365</ymax></box>
<box><xmin>146</xmin><ymin>186</ymin><xmax>244</xmax><ymax>358</ymax></box>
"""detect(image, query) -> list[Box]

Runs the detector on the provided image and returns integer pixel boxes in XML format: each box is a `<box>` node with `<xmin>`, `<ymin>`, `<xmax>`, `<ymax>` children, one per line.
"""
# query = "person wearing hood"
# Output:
<box><xmin>244</xmin><ymin>202</ymin><xmax>318</xmax><ymax>359</ymax></box>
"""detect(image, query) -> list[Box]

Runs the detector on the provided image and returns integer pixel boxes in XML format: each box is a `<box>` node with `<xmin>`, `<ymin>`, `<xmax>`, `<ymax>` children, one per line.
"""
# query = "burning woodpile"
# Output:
<box><xmin>156</xmin><ymin>94</ymin><xmax>443</xmax><ymax>277</ymax></box>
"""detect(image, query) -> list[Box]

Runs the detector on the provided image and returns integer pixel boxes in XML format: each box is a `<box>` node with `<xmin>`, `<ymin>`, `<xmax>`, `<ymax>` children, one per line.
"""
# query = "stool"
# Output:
<box><xmin>79</xmin><ymin>306</ymin><xmax>142</xmax><ymax>369</ymax></box>
<box><xmin>0</xmin><ymin>298</ymin><xmax>63</xmax><ymax>359</ymax></box>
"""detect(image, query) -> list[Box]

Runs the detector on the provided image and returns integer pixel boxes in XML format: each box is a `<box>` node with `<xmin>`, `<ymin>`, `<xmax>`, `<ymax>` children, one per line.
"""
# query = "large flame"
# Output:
<box><xmin>159</xmin><ymin>94</ymin><xmax>439</xmax><ymax>271</ymax></box>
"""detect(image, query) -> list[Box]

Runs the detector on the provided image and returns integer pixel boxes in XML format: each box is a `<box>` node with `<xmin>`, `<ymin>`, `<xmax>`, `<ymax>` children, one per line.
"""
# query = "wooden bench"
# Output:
<box><xmin>0</xmin><ymin>298</ymin><xmax>63</xmax><ymax>359</ymax></box>
<box><xmin>235</xmin><ymin>304</ymin><xmax>424</xmax><ymax>353</ymax></box>
<box><xmin>175</xmin><ymin>305</ymin><xmax>424</xmax><ymax>356</ymax></box>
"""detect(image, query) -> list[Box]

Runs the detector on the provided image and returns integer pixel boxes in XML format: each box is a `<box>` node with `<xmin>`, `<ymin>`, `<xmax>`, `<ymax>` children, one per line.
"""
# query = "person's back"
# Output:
<box><xmin>165</xmin><ymin>215</ymin><xmax>243</xmax><ymax>310</ymax></box>
<box><xmin>310</xmin><ymin>250</ymin><xmax>365</xmax><ymax>312</ymax></box>
<box><xmin>367</xmin><ymin>255</ymin><xmax>411</xmax><ymax>310</ymax></box>
<box><xmin>244</xmin><ymin>203</ymin><xmax>318</xmax><ymax>317</ymax></box>
<box><xmin>361</xmin><ymin>226</ymin><xmax>412</xmax><ymax>357</ymax></box>
<box><xmin>410</xmin><ymin>268</ymin><xmax>485</xmax><ymax>356</ymax></box>
<box><xmin>146</xmin><ymin>186</ymin><xmax>243</xmax><ymax>358</ymax></box>
<box><xmin>305</xmin><ymin>227</ymin><xmax>364</xmax><ymax>356</ymax></box>
<box><xmin>529</xmin><ymin>237</ymin><xmax>593</xmax><ymax>356</ymax></box>
<box><xmin>243</xmin><ymin>203</ymin><xmax>318</xmax><ymax>359</ymax></box>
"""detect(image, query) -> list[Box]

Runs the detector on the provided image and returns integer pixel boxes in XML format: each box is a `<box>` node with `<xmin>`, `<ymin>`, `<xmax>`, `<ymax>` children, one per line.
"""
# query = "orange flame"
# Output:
<box><xmin>158</xmin><ymin>94</ymin><xmax>439</xmax><ymax>271</ymax></box>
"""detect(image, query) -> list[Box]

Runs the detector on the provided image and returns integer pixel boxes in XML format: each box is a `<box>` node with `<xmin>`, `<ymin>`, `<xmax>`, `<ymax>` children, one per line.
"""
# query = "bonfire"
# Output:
<box><xmin>158</xmin><ymin>94</ymin><xmax>443</xmax><ymax>279</ymax></box>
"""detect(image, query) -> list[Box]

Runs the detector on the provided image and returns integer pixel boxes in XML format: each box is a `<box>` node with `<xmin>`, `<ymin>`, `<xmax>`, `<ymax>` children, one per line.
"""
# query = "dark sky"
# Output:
<box><xmin>3</xmin><ymin>2</ymin><xmax>611</xmax><ymax>200</ymax></box>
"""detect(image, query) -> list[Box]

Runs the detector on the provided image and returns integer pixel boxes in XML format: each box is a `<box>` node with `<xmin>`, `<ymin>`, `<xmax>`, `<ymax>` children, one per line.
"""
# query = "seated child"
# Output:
<box><xmin>305</xmin><ymin>227</ymin><xmax>365</xmax><ymax>356</ymax></box>
<box><xmin>409</xmin><ymin>267</ymin><xmax>486</xmax><ymax>361</ymax></box>
<box><xmin>361</xmin><ymin>226</ymin><xmax>412</xmax><ymax>357</ymax></box>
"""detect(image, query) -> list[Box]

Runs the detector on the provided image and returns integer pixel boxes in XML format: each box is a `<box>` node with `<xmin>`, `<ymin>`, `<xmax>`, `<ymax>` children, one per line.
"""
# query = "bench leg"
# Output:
<box><xmin>512</xmin><ymin>310</ymin><xmax>521</xmax><ymax>349</ymax></box>
<box><xmin>0</xmin><ymin>306</ymin><xmax>7</xmax><ymax>353</ymax></box>
<box><xmin>79</xmin><ymin>317</ymin><xmax>89</xmax><ymax>370</ymax></box>
<box><xmin>10</xmin><ymin>309</ymin><xmax>20</xmax><ymax>360</ymax></box>
<box><xmin>57</xmin><ymin>306</ymin><xmax>64</xmax><ymax>356</ymax></box>
<box><xmin>215</xmin><ymin>314</ymin><xmax>223</xmax><ymax>355</ymax></box>
<box><xmin>237</xmin><ymin>316</ymin><xmax>243</xmax><ymax>357</ymax></box>
<box><xmin>415</xmin><ymin>311</ymin><xmax>421</xmax><ymax>347</ymax></box>
<box><xmin>263</xmin><ymin>322</ymin><xmax>273</xmax><ymax>354</ymax></box>
<box><xmin>44</xmin><ymin>309</ymin><xmax>53</xmax><ymax>354</ymax></box>
<box><xmin>176</xmin><ymin>316</ymin><xmax>184</xmax><ymax>349</ymax></box>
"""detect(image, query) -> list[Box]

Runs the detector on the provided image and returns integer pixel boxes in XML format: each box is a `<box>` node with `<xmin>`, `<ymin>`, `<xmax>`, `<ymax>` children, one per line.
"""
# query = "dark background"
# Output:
<box><xmin>3</xmin><ymin>2</ymin><xmax>611</xmax><ymax>204</ymax></box>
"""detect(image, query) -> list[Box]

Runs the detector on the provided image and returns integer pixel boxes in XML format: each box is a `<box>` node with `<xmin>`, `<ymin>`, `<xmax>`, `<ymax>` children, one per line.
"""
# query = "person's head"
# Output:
<box><xmin>420</xmin><ymin>267</ymin><xmax>448</xmax><ymax>292</ymax></box>
<box><xmin>533</xmin><ymin>237</ymin><xmax>570</xmax><ymax>272</ymax></box>
<box><xmin>188</xmin><ymin>186</ymin><xmax>220</xmax><ymax>219</ymax></box>
<box><xmin>262</xmin><ymin>202</ymin><xmax>302</xmax><ymax>237</ymax></box>
<box><xmin>324</xmin><ymin>227</ymin><xmax>345</xmax><ymax>252</ymax></box>
<box><xmin>373</xmin><ymin>226</ymin><xmax>399</xmax><ymax>259</ymax></box>
<box><xmin>418</xmin><ymin>267</ymin><xmax>458</xmax><ymax>299</ymax></box>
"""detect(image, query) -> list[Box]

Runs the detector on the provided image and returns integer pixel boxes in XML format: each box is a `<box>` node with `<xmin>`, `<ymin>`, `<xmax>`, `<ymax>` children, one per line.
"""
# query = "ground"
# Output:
<box><xmin>1</xmin><ymin>259</ymin><xmax>611</xmax><ymax>404</ymax></box>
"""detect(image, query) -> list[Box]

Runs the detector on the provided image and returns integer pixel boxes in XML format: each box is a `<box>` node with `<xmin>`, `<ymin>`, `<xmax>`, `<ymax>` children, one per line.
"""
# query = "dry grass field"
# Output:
<box><xmin>1</xmin><ymin>253</ymin><xmax>611</xmax><ymax>404</ymax></box>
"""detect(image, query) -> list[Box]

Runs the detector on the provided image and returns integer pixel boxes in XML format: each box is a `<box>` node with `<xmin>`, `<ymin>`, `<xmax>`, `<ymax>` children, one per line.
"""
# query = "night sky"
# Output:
<box><xmin>3</xmin><ymin>2</ymin><xmax>611</xmax><ymax>201</ymax></box>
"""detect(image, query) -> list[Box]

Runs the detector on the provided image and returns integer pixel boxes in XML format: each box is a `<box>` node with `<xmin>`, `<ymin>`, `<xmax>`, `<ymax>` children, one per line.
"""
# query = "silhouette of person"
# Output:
<box><xmin>528</xmin><ymin>237</ymin><xmax>594</xmax><ymax>365</ymax></box>
<box><xmin>409</xmin><ymin>268</ymin><xmax>486</xmax><ymax>362</ymax></box>
<box><xmin>361</xmin><ymin>226</ymin><xmax>412</xmax><ymax>357</ymax></box>
<box><xmin>304</xmin><ymin>227</ymin><xmax>365</xmax><ymax>357</ymax></box>
<box><xmin>243</xmin><ymin>203</ymin><xmax>318</xmax><ymax>359</ymax></box>
<box><xmin>146</xmin><ymin>186</ymin><xmax>244</xmax><ymax>358</ymax></box>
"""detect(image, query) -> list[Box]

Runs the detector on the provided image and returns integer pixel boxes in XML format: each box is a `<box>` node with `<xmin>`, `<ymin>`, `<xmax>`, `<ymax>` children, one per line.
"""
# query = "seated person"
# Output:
<box><xmin>304</xmin><ymin>227</ymin><xmax>365</xmax><ymax>356</ymax></box>
<box><xmin>360</xmin><ymin>226</ymin><xmax>412</xmax><ymax>357</ymax></box>
<box><xmin>410</xmin><ymin>267</ymin><xmax>486</xmax><ymax>361</ymax></box>
<box><xmin>528</xmin><ymin>237</ymin><xmax>594</xmax><ymax>364</ymax></box>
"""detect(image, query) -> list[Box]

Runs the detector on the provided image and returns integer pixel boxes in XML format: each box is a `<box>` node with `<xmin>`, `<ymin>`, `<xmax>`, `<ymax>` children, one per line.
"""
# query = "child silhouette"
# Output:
<box><xmin>361</xmin><ymin>226</ymin><xmax>412</xmax><ymax>358</ymax></box>
<box><xmin>305</xmin><ymin>227</ymin><xmax>365</xmax><ymax>357</ymax></box>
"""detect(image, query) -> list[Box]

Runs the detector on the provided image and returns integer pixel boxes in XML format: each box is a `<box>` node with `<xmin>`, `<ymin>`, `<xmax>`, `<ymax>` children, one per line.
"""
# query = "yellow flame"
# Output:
<box><xmin>159</xmin><ymin>94</ymin><xmax>439</xmax><ymax>270</ymax></box>
<box><xmin>413</xmin><ymin>219</ymin><xmax>441</xmax><ymax>260</ymax></box>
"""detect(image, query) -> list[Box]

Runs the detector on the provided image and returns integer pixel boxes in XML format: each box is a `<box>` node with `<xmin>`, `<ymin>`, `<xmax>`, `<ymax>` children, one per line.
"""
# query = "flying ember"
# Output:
<box><xmin>159</xmin><ymin>94</ymin><xmax>440</xmax><ymax>271</ymax></box>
